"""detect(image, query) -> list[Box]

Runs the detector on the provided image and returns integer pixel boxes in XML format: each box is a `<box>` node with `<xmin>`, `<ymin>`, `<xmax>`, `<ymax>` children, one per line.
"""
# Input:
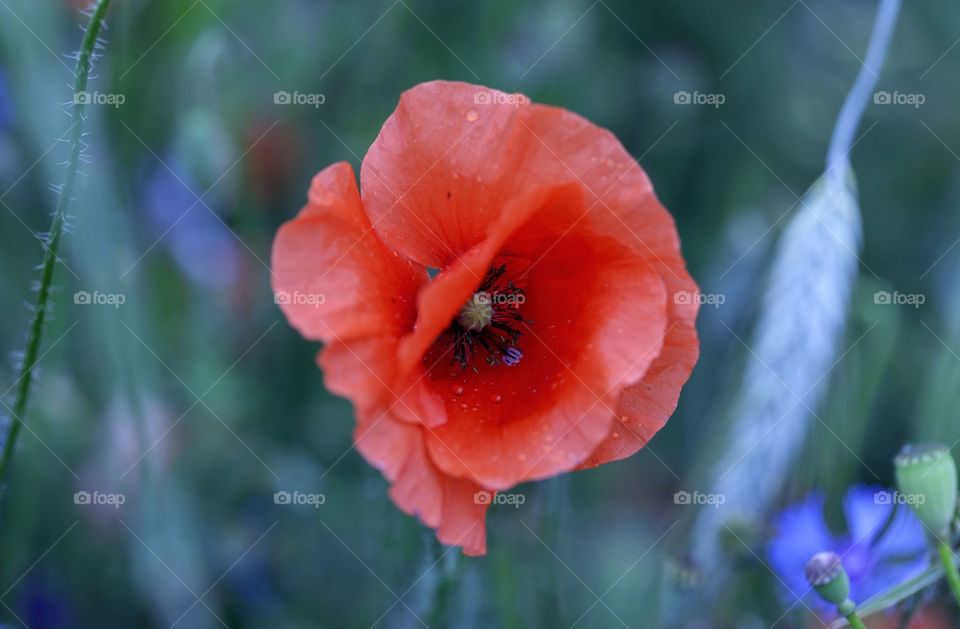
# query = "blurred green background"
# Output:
<box><xmin>0</xmin><ymin>0</ymin><xmax>958</xmax><ymax>627</ymax></box>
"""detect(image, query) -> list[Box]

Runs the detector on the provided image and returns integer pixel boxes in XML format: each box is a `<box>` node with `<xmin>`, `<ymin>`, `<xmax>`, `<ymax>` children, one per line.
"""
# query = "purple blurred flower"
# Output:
<box><xmin>0</xmin><ymin>67</ymin><xmax>11</xmax><ymax>131</ymax></box>
<box><xmin>16</xmin><ymin>573</ymin><xmax>74</xmax><ymax>629</ymax></box>
<box><xmin>142</xmin><ymin>159</ymin><xmax>241</xmax><ymax>288</ymax></box>
<box><xmin>767</xmin><ymin>485</ymin><xmax>929</xmax><ymax>613</ymax></box>
<box><xmin>0</xmin><ymin>70</ymin><xmax>13</xmax><ymax>131</ymax></box>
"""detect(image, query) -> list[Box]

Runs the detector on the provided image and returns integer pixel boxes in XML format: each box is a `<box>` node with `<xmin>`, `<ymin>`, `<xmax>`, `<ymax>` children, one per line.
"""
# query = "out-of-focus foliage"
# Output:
<box><xmin>0</xmin><ymin>1</ymin><xmax>958</xmax><ymax>627</ymax></box>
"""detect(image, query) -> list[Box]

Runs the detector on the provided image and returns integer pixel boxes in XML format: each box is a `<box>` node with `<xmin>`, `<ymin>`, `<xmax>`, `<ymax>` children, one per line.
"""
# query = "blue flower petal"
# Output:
<box><xmin>842</xmin><ymin>485</ymin><xmax>929</xmax><ymax>602</ymax></box>
<box><xmin>766</xmin><ymin>490</ymin><xmax>836</xmax><ymax>606</ymax></box>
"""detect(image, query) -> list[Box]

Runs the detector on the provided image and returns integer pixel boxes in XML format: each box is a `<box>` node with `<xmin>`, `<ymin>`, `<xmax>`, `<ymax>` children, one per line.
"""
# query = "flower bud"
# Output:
<box><xmin>805</xmin><ymin>551</ymin><xmax>851</xmax><ymax>606</ymax></box>
<box><xmin>894</xmin><ymin>443</ymin><xmax>958</xmax><ymax>537</ymax></box>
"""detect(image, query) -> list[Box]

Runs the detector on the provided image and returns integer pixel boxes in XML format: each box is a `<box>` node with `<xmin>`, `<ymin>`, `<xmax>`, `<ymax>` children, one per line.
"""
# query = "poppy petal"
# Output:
<box><xmin>578</xmin><ymin>298</ymin><xmax>698</xmax><ymax>467</ymax></box>
<box><xmin>423</xmin><ymin>213</ymin><xmax>668</xmax><ymax>489</ymax></box>
<box><xmin>360</xmin><ymin>81</ymin><xmax>532</xmax><ymax>267</ymax></box>
<box><xmin>318</xmin><ymin>337</ymin><xmax>398</xmax><ymax>407</ymax></box>
<box><xmin>272</xmin><ymin>162</ymin><xmax>428</xmax><ymax>409</ymax></box>
<box><xmin>514</xmin><ymin>103</ymin><xmax>700</xmax><ymax>467</ymax></box>
<box><xmin>394</xmin><ymin>183</ymin><xmax>585</xmax><ymax>415</ymax></box>
<box><xmin>354</xmin><ymin>409</ymin><xmax>489</xmax><ymax>555</ymax></box>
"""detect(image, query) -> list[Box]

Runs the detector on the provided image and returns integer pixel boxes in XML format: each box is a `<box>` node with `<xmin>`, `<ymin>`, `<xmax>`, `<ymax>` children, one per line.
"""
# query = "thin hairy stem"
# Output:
<box><xmin>0</xmin><ymin>0</ymin><xmax>112</xmax><ymax>484</ymax></box>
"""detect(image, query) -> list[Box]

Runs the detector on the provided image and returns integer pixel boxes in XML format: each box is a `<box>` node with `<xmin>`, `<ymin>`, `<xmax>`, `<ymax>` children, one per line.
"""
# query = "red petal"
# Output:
<box><xmin>422</xmin><ymin>203</ymin><xmax>668</xmax><ymax>489</ymax></box>
<box><xmin>578</xmin><ymin>297</ymin><xmax>699</xmax><ymax>467</ymax></box>
<box><xmin>360</xmin><ymin>81</ymin><xmax>533</xmax><ymax>267</ymax></box>
<box><xmin>272</xmin><ymin>162</ymin><xmax>428</xmax><ymax>408</ymax></box>
<box><xmin>354</xmin><ymin>408</ymin><xmax>490</xmax><ymax>555</ymax></box>
<box><xmin>391</xmin><ymin>183</ymin><xmax>584</xmax><ymax>431</ymax></box>
<box><xmin>506</xmin><ymin>101</ymin><xmax>701</xmax><ymax>466</ymax></box>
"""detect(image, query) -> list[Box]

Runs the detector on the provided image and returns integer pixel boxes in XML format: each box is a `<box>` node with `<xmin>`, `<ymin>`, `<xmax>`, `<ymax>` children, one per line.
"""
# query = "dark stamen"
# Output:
<box><xmin>442</xmin><ymin>263</ymin><xmax>526</xmax><ymax>371</ymax></box>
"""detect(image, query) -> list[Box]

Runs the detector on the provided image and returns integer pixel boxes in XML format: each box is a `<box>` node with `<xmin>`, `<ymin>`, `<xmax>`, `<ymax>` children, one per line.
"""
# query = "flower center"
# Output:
<box><xmin>457</xmin><ymin>293</ymin><xmax>494</xmax><ymax>331</ymax></box>
<box><xmin>443</xmin><ymin>263</ymin><xmax>527</xmax><ymax>371</ymax></box>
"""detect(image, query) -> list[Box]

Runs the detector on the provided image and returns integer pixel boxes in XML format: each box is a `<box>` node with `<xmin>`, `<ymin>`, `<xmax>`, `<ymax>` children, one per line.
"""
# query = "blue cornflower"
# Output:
<box><xmin>767</xmin><ymin>485</ymin><xmax>929</xmax><ymax>614</ymax></box>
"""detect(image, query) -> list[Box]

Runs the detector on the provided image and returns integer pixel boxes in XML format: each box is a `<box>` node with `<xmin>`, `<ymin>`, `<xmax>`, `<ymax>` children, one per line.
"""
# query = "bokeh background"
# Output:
<box><xmin>1</xmin><ymin>0</ymin><xmax>959</xmax><ymax>627</ymax></box>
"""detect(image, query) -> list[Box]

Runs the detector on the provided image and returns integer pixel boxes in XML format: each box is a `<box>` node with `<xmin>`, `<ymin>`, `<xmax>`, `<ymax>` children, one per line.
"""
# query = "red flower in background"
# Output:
<box><xmin>272</xmin><ymin>80</ymin><xmax>699</xmax><ymax>555</ymax></box>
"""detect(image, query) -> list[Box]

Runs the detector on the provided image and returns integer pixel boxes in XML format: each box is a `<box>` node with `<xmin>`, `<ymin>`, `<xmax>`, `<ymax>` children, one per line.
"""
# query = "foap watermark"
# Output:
<box><xmin>874</xmin><ymin>290</ymin><xmax>924</xmax><ymax>308</ymax></box>
<box><xmin>874</xmin><ymin>490</ymin><xmax>926</xmax><ymax>506</ymax></box>
<box><xmin>473</xmin><ymin>490</ymin><xmax>525</xmax><ymax>508</ymax></box>
<box><xmin>874</xmin><ymin>90</ymin><xmax>925</xmax><ymax>108</ymax></box>
<box><xmin>674</xmin><ymin>90</ymin><xmax>725</xmax><ymax>108</ymax></box>
<box><xmin>674</xmin><ymin>290</ymin><xmax>724</xmax><ymax>308</ymax></box>
<box><xmin>474</xmin><ymin>290</ymin><xmax>525</xmax><ymax>306</ymax></box>
<box><xmin>274</xmin><ymin>290</ymin><xmax>325</xmax><ymax>308</ymax></box>
<box><xmin>74</xmin><ymin>290</ymin><xmax>125</xmax><ymax>308</ymax></box>
<box><xmin>274</xmin><ymin>91</ymin><xmax>325</xmax><ymax>108</ymax></box>
<box><xmin>74</xmin><ymin>90</ymin><xmax>125</xmax><ymax>108</ymax></box>
<box><xmin>273</xmin><ymin>490</ymin><xmax>325</xmax><ymax>508</ymax></box>
<box><xmin>74</xmin><ymin>490</ymin><xmax>126</xmax><ymax>508</ymax></box>
<box><xmin>674</xmin><ymin>490</ymin><xmax>725</xmax><ymax>508</ymax></box>
<box><xmin>473</xmin><ymin>90</ymin><xmax>528</xmax><ymax>107</ymax></box>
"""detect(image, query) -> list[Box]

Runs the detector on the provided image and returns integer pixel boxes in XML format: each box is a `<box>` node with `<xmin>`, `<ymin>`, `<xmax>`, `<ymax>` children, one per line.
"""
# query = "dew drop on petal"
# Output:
<box><xmin>612</xmin><ymin>432</ymin><xmax>620</xmax><ymax>439</ymax></box>
<box><xmin>490</xmin><ymin>394</ymin><xmax>502</xmax><ymax>404</ymax></box>
<box><xmin>452</xmin><ymin>385</ymin><xmax>464</xmax><ymax>396</ymax></box>
<box><xmin>466</xmin><ymin>109</ymin><xmax>479</xmax><ymax>122</ymax></box>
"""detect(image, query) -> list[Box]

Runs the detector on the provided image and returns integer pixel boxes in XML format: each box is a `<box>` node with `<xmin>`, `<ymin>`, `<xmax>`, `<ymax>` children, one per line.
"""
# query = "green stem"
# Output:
<box><xmin>426</xmin><ymin>538</ymin><xmax>462</xmax><ymax>626</ymax></box>
<box><xmin>937</xmin><ymin>540</ymin><xmax>960</xmax><ymax>608</ymax></box>
<box><xmin>0</xmin><ymin>0</ymin><xmax>112</xmax><ymax>485</ymax></box>
<box><xmin>824</xmin><ymin>0</ymin><xmax>900</xmax><ymax>176</ymax></box>
<box><xmin>844</xmin><ymin>611</ymin><xmax>867</xmax><ymax>629</ymax></box>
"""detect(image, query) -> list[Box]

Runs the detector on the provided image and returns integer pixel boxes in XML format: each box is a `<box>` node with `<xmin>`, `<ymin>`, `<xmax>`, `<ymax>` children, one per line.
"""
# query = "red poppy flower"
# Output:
<box><xmin>272</xmin><ymin>80</ymin><xmax>699</xmax><ymax>555</ymax></box>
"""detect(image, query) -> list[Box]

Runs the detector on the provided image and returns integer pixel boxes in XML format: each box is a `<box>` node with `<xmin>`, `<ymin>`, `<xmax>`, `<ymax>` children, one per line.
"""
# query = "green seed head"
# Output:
<box><xmin>805</xmin><ymin>551</ymin><xmax>850</xmax><ymax>605</ymax></box>
<box><xmin>456</xmin><ymin>292</ymin><xmax>494</xmax><ymax>332</ymax></box>
<box><xmin>894</xmin><ymin>443</ymin><xmax>958</xmax><ymax>537</ymax></box>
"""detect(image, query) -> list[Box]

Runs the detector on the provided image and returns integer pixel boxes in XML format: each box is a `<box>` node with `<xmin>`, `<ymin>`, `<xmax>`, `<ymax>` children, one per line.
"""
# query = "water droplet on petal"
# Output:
<box><xmin>612</xmin><ymin>432</ymin><xmax>620</xmax><ymax>439</ymax></box>
<box><xmin>466</xmin><ymin>110</ymin><xmax>479</xmax><ymax>122</ymax></box>
<box><xmin>490</xmin><ymin>394</ymin><xmax>502</xmax><ymax>404</ymax></box>
<box><xmin>452</xmin><ymin>385</ymin><xmax>464</xmax><ymax>396</ymax></box>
